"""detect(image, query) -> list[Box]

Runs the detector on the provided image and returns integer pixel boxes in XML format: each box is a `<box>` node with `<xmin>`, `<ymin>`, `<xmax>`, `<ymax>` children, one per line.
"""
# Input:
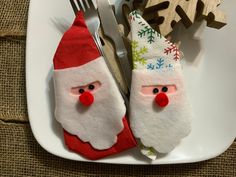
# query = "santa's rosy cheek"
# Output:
<box><xmin>165</xmin><ymin>85</ymin><xmax>177</xmax><ymax>93</ymax></box>
<box><xmin>141</xmin><ymin>85</ymin><xmax>177</xmax><ymax>95</ymax></box>
<box><xmin>86</xmin><ymin>81</ymin><xmax>101</xmax><ymax>92</ymax></box>
<box><xmin>71</xmin><ymin>86</ymin><xmax>86</xmax><ymax>95</ymax></box>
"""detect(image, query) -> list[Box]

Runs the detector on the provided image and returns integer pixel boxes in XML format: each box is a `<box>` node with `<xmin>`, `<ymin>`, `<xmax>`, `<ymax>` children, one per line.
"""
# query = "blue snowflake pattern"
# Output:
<box><xmin>147</xmin><ymin>63</ymin><xmax>155</xmax><ymax>70</ymax></box>
<box><xmin>156</xmin><ymin>58</ymin><xmax>165</xmax><ymax>69</ymax></box>
<box><xmin>146</xmin><ymin>59</ymin><xmax>173</xmax><ymax>71</ymax></box>
<box><xmin>165</xmin><ymin>63</ymin><xmax>173</xmax><ymax>68</ymax></box>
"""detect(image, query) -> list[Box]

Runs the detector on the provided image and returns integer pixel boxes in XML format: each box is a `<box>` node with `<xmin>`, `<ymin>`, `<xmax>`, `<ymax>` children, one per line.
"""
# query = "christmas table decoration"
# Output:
<box><xmin>133</xmin><ymin>0</ymin><xmax>227</xmax><ymax>36</ymax></box>
<box><xmin>53</xmin><ymin>11</ymin><xmax>137</xmax><ymax>160</ymax></box>
<box><xmin>129</xmin><ymin>11</ymin><xmax>192</xmax><ymax>159</ymax></box>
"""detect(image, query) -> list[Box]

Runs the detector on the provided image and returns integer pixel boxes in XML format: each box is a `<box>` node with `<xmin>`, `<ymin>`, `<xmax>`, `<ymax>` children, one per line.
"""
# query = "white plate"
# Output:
<box><xmin>26</xmin><ymin>0</ymin><xmax>236</xmax><ymax>164</ymax></box>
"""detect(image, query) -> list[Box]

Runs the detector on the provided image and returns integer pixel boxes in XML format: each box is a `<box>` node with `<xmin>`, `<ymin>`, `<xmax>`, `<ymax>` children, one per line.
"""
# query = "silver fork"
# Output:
<box><xmin>69</xmin><ymin>0</ymin><xmax>129</xmax><ymax>105</ymax></box>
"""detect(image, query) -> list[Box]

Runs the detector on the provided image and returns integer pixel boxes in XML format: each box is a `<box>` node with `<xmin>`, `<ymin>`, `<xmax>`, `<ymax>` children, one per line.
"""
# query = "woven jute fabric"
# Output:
<box><xmin>0</xmin><ymin>0</ymin><xmax>29</xmax><ymax>36</ymax></box>
<box><xmin>0</xmin><ymin>37</ymin><xmax>28</xmax><ymax>121</ymax></box>
<box><xmin>0</xmin><ymin>122</ymin><xmax>235</xmax><ymax>177</ymax></box>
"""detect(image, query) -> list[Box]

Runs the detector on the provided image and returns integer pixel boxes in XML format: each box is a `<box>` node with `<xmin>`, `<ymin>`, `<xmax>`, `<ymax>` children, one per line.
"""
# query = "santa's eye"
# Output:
<box><xmin>79</xmin><ymin>89</ymin><xmax>85</xmax><ymax>94</ymax></box>
<box><xmin>153</xmin><ymin>88</ymin><xmax>159</xmax><ymax>94</ymax></box>
<box><xmin>88</xmin><ymin>84</ymin><xmax>95</xmax><ymax>90</ymax></box>
<box><xmin>162</xmin><ymin>86</ymin><xmax>168</xmax><ymax>92</ymax></box>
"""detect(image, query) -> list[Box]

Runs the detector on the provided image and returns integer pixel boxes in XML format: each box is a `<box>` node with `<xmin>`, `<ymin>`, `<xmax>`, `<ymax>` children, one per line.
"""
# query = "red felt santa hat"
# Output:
<box><xmin>53</xmin><ymin>11</ymin><xmax>100</xmax><ymax>70</ymax></box>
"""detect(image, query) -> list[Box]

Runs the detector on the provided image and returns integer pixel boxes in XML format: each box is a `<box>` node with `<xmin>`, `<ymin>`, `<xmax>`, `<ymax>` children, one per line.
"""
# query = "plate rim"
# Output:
<box><xmin>26</xmin><ymin>0</ymin><xmax>236</xmax><ymax>165</ymax></box>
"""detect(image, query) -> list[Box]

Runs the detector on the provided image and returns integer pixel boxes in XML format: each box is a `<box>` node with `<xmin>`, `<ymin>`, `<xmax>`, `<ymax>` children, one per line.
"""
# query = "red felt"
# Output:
<box><xmin>64</xmin><ymin>117</ymin><xmax>137</xmax><ymax>160</ymax></box>
<box><xmin>53</xmin><ymin>11</ymin><xmax>100</xmax><ymax>70</ymax></box>
<box><xmin>155</xmin><ymin>93</ymin><xmax>169</xmax><ymax>108</ymax></box>
<box><xmin>79</xmin><ymin>91</ymin><xmax>94</xmax><ymax>106</ymax></box>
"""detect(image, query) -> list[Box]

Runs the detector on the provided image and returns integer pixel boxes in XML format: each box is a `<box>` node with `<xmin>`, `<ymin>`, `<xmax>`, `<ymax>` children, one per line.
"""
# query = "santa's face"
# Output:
<box><xmin>129</xmin><ymin>68</ymin><xmax>191</xmax><ymax>153</ymax></box>
<box><xmin>141</xmin><ymin>84</ymin><xmax>177</xmax><ymax>107</ymax></box>
<box><xmin>70</xmin><ymin>81</ymin><xmax>101</xmax><ymax>106</ymax></box>
<box><xmin>71</xmin><ymin>81</ymin><xmax>101</xmax><ymax>95</ymax></box>
<box><xmin>53</xmin><ymin>57</ymin><xmax>126</xmax><ymax>150</ymax></box>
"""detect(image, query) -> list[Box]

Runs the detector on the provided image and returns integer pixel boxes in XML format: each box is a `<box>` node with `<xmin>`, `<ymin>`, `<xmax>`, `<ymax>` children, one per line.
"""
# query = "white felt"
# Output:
<box><xmin>129</xmin><ymin>69</ymin><xmax>191</xmax><ymax>153</ymax></box>
<box><xmin>53</xmin><ymin>57</ymin><xmax>126</xmax><ymax>150</ymax></box>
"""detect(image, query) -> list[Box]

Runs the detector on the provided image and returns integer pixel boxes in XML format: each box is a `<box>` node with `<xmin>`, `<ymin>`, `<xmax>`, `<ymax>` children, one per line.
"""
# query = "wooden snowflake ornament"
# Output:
<box><xmin>135</xmin><ymin>0</ymin><xmax>227</xmax><ymax>36</ymax></box>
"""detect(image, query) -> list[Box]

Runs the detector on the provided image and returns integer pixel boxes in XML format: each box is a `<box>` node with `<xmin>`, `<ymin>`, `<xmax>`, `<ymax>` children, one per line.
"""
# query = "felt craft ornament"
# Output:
<box><xmin>129</xmin><ymin>11</ymin><xmax>192</xmax><ymax>160</ymax></box>
<box><xmin>53</xmin><ymin>11</ymin><xmax>137</xmax><ymax>160</ymax></box>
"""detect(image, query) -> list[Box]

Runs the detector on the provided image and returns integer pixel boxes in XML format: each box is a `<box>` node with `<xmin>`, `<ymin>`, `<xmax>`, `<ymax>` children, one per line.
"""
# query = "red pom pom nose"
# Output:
<box><xmin>79</xmin><ymin>91</ymin><xmax>94</xmax><ymax>106</ymax></box>
<box><xmin>155</xmin><ymin>93</ymin><xmax>169</xmax><ymax>108</ymax></box>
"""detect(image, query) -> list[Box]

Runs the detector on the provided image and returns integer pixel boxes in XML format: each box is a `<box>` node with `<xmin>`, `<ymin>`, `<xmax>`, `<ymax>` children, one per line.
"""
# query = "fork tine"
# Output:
<box><xmin>76</xmin><ymin>0</ymin><xmax>84</xmax><ymax>11</ymax></box>
<box><xmin>87</xmin><ymin>0</ymin><xmax>95</xmax><ymax>10</ymax></box>
<box><xmin>69</xmin><ymin>0</ymin><xmax>78</xmax><ymax>15</ymax></box>
<box><xmin>81</xmin><ymin>0</ymin><xmax>89</xmax><ymax>10</ymax></box>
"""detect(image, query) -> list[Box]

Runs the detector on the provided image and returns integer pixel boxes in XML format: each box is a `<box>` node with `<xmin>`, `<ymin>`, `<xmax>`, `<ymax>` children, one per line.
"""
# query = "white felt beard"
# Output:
<box><xmin>53</xmin><ymin>57</ymin><xmax>126</xmax><ymax>150</ymax></box>
<box><xmin>129</xmin><ymin>68</ymin><xmax>191</xmax><ymax>153</ymax></box>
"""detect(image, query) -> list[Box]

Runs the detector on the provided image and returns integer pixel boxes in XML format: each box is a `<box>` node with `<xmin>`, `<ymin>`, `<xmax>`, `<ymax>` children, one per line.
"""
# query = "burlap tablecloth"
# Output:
<box><xmin>0</xmin><ymin>0</ymin><xmax>235</xmax><ymax>176</ymax></box>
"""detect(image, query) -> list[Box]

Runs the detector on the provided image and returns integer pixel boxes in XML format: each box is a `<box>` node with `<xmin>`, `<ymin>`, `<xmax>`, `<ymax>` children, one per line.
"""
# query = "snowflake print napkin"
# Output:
<box><xmin>129</xmin><ymin>11</ymin><xmax>192</xmax><ymax>160</ymax></box>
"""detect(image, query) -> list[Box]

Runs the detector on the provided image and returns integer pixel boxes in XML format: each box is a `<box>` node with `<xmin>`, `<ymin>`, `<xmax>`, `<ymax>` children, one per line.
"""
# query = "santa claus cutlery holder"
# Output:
<box><xmin>53</xmin><ymin>11</ymin><xmax>137</xmax><ymax>160</ymax></box>
<box><xmin>128</xmin><ymin>11</ymin><xmax>192</xmax><ymax>160</ymax></box>
<box><xmin>52</xmin><ymin>9</ymin><xmax>192</xmax><ymax>160</ymax></box>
